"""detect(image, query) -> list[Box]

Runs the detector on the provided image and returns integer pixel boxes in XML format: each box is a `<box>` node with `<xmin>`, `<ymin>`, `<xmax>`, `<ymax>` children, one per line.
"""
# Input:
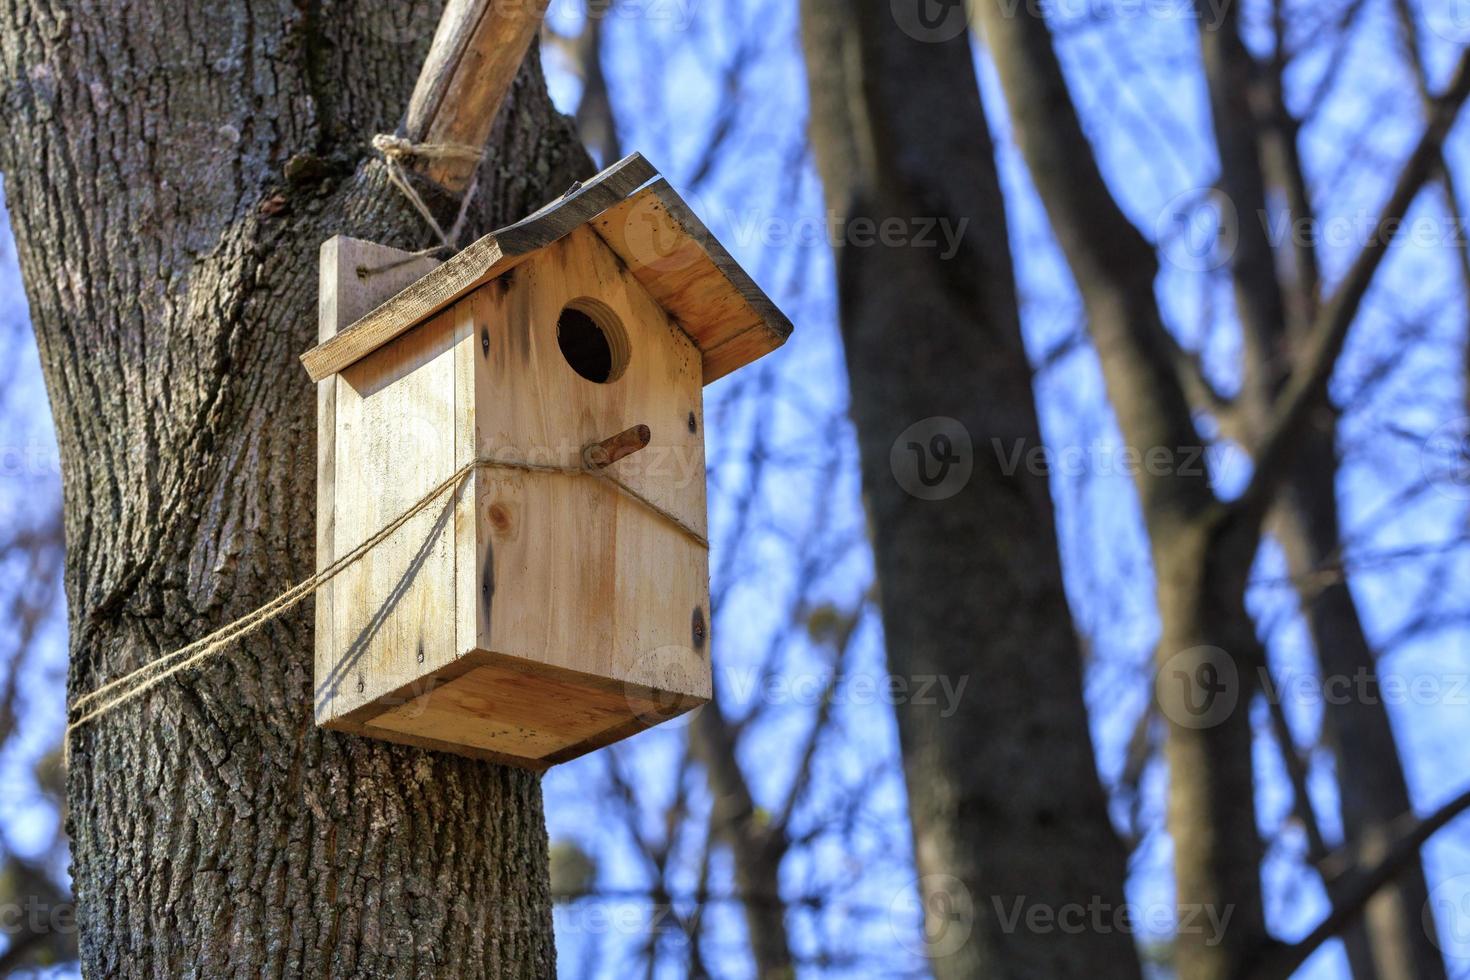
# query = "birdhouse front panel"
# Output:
<box><xmin>305</xmin><ymin>153</ymin><xmax>792</xmax><ymax>768</ymax></box>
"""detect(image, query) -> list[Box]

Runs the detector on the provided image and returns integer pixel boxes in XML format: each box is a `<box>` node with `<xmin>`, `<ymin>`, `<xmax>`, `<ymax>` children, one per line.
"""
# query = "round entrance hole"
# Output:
<box><xmin>556</xmin><ymin>299</ymin><xmax>630</xmax><ymax>383</ymax></box>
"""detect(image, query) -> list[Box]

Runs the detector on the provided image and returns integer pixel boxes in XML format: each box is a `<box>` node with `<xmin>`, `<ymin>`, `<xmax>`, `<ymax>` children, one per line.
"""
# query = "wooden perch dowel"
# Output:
<box><xmin>583</xmin><ymin>424</ymin><xmax>651</xmax><ymax>470</ymax></box>
<box><xmin>403</xmin><ymin>0</ymin><xmax>551</xmax><ymax>193</ymax></box>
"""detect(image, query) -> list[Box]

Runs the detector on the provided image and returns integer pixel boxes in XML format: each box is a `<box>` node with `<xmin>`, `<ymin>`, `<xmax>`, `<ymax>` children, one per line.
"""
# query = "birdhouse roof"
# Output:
<box><xmin>300</xmin><ymin>153</ymin><xmax>793</xmax><ymax>384</ymax></box>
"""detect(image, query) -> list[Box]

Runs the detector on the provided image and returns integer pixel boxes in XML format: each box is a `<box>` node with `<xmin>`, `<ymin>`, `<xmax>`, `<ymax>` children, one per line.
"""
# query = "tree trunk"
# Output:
<box><xmin>971</xmin><ymin>5</ymin><xmax>1273</xmax><ymax>976</ymax></box>
<box><xmin>1194</xmin><ymin>8</ymin><xmax>1445</xmax><ymax>974</ymax></box>
<box><xmin>0</xmin><ymin>2</ymin><xmax>587</xmax><ymax>975</ymax></box>
<box><xmin>691</xmin><ymin>706</ymin><xmax>793</xmax><ymax>978</ymax></box>
<box><xmin>1274</xmin><ymin>416</ymin><xmax>1446</xmax><ymax>980</ymax></box>
<box><xmin>800</xmin><ymin>6</ymin><xmax>1142</xmax><ymax>979</ymax></box>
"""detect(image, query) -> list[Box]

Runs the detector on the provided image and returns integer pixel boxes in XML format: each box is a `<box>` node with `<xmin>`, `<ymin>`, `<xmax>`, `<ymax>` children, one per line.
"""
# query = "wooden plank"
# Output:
<box><xmin>315</xmin><ymin>238</ymin><xmax>442</xmax><ymax>728</ymax></box>
<box><xmin>474</xmin><ymin>469</ymin><xmax>710</xmax><ymax>698</ymax></box>
<box><xmin>401</xmin><ymin>0</ymin><xmax>551</xmax><ymax>193</ymax></box>
<box><xmin>453</xmin><ymin>273</ymin><xmax>479</xmax><ymax>706</ymax></box>
<box><xmin>315</xmin><ymin>300</ymin><xmax>474</xmax><ymax>725</ymax></box>
<box><xmin>299</xmin><ymin>153</ymin><xmax>658</xmax><ymax>383</ymax></box>
<box><xmin>473</xmin><ymin>225</ymin><xmax>708</xmax><ymax>537</ymax></box>
<box><xmin>590</xmin><ymin>179</ymin><xmax>793</xmax><ymax>383</ymax></box>
<box><xmin>301</xmin><ymin>158</ymin><xmax>793</xmax><ymax>387</ymax></box>
<box><xmin>469</xmin><ymin>229</ymin><xmax>712</xmax><ymax>727</ymax></box>
<box><xmin>355</xmin><ymin>650</ymin><xmax>705</xmax><ymax>767</ymax></box>
<box><xmin>368</xmin><ymin>661</ymin><xmax>636</xmax><ymax>759</ymax></box>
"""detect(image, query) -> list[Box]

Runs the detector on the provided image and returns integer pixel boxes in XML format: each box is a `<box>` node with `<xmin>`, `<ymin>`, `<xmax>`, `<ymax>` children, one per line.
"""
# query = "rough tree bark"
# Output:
<box><xmin>0</xmin><ymin>1</ymin><xmax>587</xmax><ymax>975</ymax></box>
<box><xmin>800</xmin><ymin>6</ymin><xmax>1142</xmax><ymax>979</ymax></box>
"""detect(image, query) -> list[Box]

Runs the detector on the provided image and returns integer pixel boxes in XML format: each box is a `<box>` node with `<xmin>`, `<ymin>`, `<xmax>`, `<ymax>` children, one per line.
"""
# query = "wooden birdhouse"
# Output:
<box><xmin>301</xmin><ymin>153</ymin><xmax>791</xmax><ymax>769</ymax></box>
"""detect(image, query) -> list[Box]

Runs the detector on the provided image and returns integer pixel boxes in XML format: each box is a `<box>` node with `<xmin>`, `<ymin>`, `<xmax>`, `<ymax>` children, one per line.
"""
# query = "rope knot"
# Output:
<box><xmin>370</xmin><ymin>133</ymin><xmax>486</xmax><ymax>255</ymax></box>
<box><xmin>371</xmin><ymin>133</ymin><xmax>415</xmax><ymax>161</ymax></box>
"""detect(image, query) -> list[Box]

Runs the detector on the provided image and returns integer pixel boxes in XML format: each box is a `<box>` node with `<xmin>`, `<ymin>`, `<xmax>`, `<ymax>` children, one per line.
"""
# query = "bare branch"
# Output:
<box><xmin>1393</xmin><ymin>0</ymin><xmax>1470</xmax><ymax>306</ymax></box>
<box><xmin>1235</xmin><ymin>48</ymin><xmax>1470</xmax><ymax>520</ymax></box>
<box><xmin>975</xmin><ymin>0</ymin><xmax>1216</xmax><ymax>527</ymax></box>
<box><xmin>1262</xmin><ymin>683</ymin><xmax>1330</xmax><ymax>865</ymax></box>
<box><xmin>1193</xmin><ymin>0</ymin><xmax>1293</xmax><ymax>409</ymax></box>
<box><xmin>1247</xmin><ymin>787</ymin><xmax>1470</xmax><ymax>979</ymax></box>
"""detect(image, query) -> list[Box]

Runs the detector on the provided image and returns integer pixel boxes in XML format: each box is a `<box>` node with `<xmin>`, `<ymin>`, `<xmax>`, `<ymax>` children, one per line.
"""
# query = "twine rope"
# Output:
<box><xmin>65</xmin><ymin>457</ymin><xmax>707</xmax><ymax>751</ymax></box>
<box><xmin>371</xmin><ymin>134</ymin><xmax>484</xmax><ymax>257</ymax></box>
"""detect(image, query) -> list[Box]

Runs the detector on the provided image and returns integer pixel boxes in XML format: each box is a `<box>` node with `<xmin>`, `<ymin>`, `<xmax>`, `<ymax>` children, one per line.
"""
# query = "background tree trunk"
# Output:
<box><xmin>0</xmin><ymin>2</ymin><xmax>587</xmax><ymax>974</ymax></box>
<box><xmin>1196</xmin><ymin>6</ymin><xmax>1443</xmax><ymax>975</ymax></box>
<box><xmin>971</xmin><ymin>5</ymin><xmax>1272</xmax><ymax>976</ymax></box>
<box><xmin>1274</xmin><ymin>420</ymin><xmax>1445</xmax><ymax>980</ymax></box>
<box><xmin>800</xmin><ymin>6</ymin><xmax>1142</xmax><ymax>978</ymax></box>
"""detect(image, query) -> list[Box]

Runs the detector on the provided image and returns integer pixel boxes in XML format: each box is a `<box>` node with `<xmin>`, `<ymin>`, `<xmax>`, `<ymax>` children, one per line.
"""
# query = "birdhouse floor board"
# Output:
<box><xmin>323</xmin><ymin>650</ymin><xmax>705</xmax><ymax>768</ymax></box>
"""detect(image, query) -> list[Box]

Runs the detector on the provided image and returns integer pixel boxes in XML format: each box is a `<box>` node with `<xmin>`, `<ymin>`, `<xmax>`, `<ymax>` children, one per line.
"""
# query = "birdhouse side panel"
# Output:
<box><xmin>314</xmin><ymin>298</ymin><xmax>477</xmax><ymax>727</ymax></box>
